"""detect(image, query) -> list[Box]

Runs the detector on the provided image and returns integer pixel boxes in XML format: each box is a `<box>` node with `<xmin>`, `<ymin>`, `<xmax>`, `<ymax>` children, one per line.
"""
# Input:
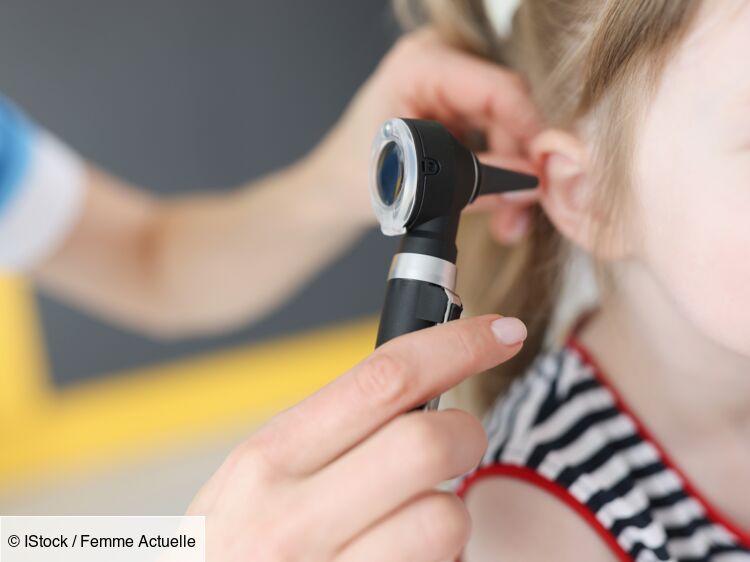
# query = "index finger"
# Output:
<box><xmin>254</xmin><ymin>314</ymin><xmax>526</xmax><ymax>476</ymax></box>
<box><xmin>404</xmin><ymin>39</ymin><xmax>542</xmax><ymax>143</ymax></box>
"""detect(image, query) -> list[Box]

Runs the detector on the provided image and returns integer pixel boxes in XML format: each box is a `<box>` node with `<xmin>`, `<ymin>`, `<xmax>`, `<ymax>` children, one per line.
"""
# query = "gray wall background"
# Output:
<box><xmin>0</xmin><ymin>0</ymin><xmax>401</xmax><ymax>385</ymax></box>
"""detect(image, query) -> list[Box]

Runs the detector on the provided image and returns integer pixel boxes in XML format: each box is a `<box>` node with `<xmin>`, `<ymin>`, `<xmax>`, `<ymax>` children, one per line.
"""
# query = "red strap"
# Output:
<box><xmin>565</xmin><ymin>335</ymin><xmax>750</xmax><ymax>548</ymax></box>
<box><xmin>453</xmin><ymin>463</ymin><xmax>633</xmax><ymax>562</ymax></box>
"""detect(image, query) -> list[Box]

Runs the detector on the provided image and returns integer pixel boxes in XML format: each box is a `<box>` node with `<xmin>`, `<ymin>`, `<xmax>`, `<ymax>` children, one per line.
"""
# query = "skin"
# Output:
<box><xmin>185</xmin><ymin>315</ymin><xmax>527</xmax><ymax>561</ymax></box>
<box><xmin>466</xmin><ymin>2</ymin><xmax>750</xmax><ymax>560</ymax></box>
<box><xmin>32</xmin><ymin>29</ymin><xmax>540</xmax><ymax>337</ymax></box>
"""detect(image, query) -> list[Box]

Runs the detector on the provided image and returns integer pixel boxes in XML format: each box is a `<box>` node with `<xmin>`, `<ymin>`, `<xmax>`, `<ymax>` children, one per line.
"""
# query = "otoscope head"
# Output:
<box><xmin>369</xmin><ymin>118</ymin><xmax>538</xmax><ymax>236</ymax></box>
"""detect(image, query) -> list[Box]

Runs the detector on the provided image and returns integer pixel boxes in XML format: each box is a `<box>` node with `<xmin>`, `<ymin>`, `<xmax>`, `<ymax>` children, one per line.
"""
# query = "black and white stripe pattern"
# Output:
<box><xmin>457</xmin><ymin>345</ymin><xmax>750</xmax><ymax>562</ymax></box>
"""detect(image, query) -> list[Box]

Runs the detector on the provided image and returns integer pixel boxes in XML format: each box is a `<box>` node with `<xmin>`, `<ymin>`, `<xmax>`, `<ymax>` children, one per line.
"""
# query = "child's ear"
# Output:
<box><xmin>529</xmin><ymin>129</ymin><xmax>629</xmax><ymax>259</ymax></box>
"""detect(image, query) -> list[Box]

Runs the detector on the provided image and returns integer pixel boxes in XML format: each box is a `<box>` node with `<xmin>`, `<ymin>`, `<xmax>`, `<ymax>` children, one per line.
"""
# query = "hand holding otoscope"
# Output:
<box><xmin>370</xmin><ymin>118</ymin><xmax>539</xmax><ymax>411</ymax></box>
<box><xmin>186</xmin><ymin>119</ymin><xmax>536</xmax><ymax>562</ymax></box>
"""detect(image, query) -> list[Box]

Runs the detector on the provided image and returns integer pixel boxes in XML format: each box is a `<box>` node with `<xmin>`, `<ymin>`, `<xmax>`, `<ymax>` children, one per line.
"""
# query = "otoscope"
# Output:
<box><xmin>369</xmin><ymin>118</ymin><xmax>538</xmax><ymax>412</ymax></box>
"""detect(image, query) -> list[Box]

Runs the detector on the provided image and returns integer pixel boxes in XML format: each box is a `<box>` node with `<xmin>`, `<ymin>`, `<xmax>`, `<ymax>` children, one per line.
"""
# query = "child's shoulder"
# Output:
<box><xmin>454</xmin><ymin>341</ymin><xmax>750</xmax><ymax>562</ymax></box>
<box><xmin>459</xmin><ymin>471</ymin><xmax>620</xmax><ymax>562</ymax></box>
<box><xmin>453</xmin><ymin>343</ymin><xmax>628</xmax><ymax>562</ymax></box>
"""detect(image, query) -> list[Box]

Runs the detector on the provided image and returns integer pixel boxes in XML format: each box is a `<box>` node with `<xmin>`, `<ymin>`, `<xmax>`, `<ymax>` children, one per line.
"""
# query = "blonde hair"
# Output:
<box><xmin>395</xmin><ymin>0</ymin><xmax>703</xmax><ymax>417</ymax></box>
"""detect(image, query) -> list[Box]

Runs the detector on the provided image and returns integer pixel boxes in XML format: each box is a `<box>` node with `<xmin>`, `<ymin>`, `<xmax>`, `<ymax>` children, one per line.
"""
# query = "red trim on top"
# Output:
<box><xmin>453</xmin><ymin>464</ymin><xmax>633</xmax><ymax>562</ymax></box>
<box><xmin>565</xmin><ymin>315</ymin><xmax>750</xmax><ymax>549</ymax></box>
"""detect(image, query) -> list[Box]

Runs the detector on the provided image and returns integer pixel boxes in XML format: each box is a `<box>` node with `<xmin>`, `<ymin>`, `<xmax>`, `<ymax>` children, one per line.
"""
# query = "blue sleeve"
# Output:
<box><xmin>0</xmin><ymin>96</ymin><xmax>35</xmax><ymax>217</ymax></box>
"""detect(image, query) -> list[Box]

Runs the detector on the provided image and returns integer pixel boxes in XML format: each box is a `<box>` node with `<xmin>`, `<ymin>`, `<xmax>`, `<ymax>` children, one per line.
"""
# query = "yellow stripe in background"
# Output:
<box><xmin>0</xmin><ymin>276</ymin><xmax>50</xmax><ymax>421</ymax></box>
<box><xmin>0</xmin><ymin>275</ymin><xmax>379</xmax><ymax>493</ymax></box>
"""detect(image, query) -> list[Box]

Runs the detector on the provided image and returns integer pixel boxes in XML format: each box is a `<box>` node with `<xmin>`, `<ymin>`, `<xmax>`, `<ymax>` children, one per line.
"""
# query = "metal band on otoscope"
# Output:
<box><xmin>387</xmin><ymin>252</ymin><xmax>457</xmax><ymax>291</ymax></box>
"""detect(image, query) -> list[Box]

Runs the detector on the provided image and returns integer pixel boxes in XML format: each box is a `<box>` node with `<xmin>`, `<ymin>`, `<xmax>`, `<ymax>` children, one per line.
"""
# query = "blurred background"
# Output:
<box><xmin>0</xmin><ymin>0</ymin><xmax>401</xmax><ymax>514</ymax></box>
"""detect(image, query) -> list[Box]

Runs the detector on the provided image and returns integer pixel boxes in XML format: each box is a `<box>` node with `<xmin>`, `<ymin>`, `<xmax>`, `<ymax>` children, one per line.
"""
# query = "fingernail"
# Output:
<box><xmin>491</xmin><ymin>317</ymin><xmax>527</xmax><ymax>346</ymax></box>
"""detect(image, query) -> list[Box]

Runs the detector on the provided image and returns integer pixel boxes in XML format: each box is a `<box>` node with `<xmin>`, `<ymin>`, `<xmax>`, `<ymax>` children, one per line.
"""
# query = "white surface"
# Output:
<box><xmin>0</xmin><ymin>131</ymin><xmax>86</xmax><ymax>271</ymax></box>
<box><xmin>1</xmin><ymin>516</ymin><xmax>204</xmax><ymax>562</ymax></box>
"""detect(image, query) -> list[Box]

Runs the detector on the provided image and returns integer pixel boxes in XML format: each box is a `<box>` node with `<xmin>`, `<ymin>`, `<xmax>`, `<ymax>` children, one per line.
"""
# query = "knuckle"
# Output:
<box><xmin>411</xmin><ymin>27</ymin><xmax>440</xmax><ymax>47</ymax></box>
<box><xmin>384</xmin><ymin>36</ymin><xmax>411</xmax><ymax>69</ymax></box>
<box><xmin>391</xmin><ymin>30</ymin><xmax>434</xmax><ymax>63</ymax></box>
<box><xmin>223</xmin><ymin>438</ymin><xmax>276</xmax><ymax>484</ymax></box>
<box><xmin>421</xmin><ymin>494</ymin><xmax>472</xmax><ymax>556</ymax></box>
<box><xmin>395</xmin><ymin>32</ymin><xmax>420</xmax><ymax>54</ymax></box>
<box><xmin>472</xmin><ymin>416</ymin><xmax>490</xmax><ymax>455</ymax></box>
<box><xmin>358</xmin><ymin>352</ymin><xmax>411</xmax><ymax>406</ymax></box>
<box><xmin>457</xmin><ymin>410</ymin><xmax>489</xmax><ymax>466</ymax></box>
<box><xmin>223</xmin><ymin>442</ymin><xmax>250</xmax><ymax>474</ymax></box>
<box><xmin>451</xmin><ymin>324</ymin><xmax>484</xmax><ymax>369</ymax></box>
<box><xmin>447</xmin><ymin>407</ymin><xmax>487</xmax><ymax>449</ymax></box>
<box><xmin>493</xmin><ymin>66</ymin><xmax>525</xmax><ymax>91</ymax></box>
<box><xmin>392</xmin><ymin>34</ymin><xmax>410</xmax><ymax>53</ymax></box>
<box><xmin>401</xmin><ymin>416</ymin><xmax>453</xmax><ymax>472</ymax></box>
<box><xmin>506</xmin><ymin>71</ymin><xmax>527</xmax><ymax>90</ymax></box>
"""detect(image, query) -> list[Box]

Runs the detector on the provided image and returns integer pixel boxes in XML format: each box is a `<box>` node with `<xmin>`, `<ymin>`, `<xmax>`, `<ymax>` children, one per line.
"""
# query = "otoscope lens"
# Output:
<box><xmin>377</xmin><ymin>141</ymin><xmax>404</xmax><ymax>206</ymax></box>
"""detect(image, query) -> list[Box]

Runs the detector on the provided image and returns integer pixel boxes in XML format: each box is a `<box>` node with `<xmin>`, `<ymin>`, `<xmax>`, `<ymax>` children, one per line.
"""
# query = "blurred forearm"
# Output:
<box><xmin>34</xmin><ymin>151</ymin><xmax>371</xmax><ymax>338</ymax></box>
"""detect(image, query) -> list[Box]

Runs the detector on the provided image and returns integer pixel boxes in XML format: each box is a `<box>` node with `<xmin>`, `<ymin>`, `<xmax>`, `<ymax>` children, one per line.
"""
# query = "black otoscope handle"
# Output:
<box><xmin>369</xmin><ymin>118</ymin><xmax>537</xmax><ymax>413</ymax></box>
<box><xmin>375</xmin><ymin>277</ymin><xmax>463</xmax><ymax>412</ymax></box>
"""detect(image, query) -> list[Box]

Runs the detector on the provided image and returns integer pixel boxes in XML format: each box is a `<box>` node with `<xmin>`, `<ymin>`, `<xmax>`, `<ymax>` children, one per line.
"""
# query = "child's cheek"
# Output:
<box><xmin>670</xmin><ymin>209</ymin><xmax>750</xmax><ymax>357</ymax></box>
<box><xmin>637</xmin><ymin>165</ymin><xmax>750</xmax><ymax>357</ymax></box>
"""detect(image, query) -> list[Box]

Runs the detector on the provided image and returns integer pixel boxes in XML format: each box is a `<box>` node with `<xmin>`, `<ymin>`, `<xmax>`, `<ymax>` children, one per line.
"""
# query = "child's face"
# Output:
<box><xmin>629</xmin><ymin>1</ymin><xmax>750</xmax><ymax>357</ymax></box>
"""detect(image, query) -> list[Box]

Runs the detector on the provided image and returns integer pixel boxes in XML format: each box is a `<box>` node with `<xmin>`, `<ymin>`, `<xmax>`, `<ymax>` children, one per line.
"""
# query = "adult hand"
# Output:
<box><xmin>187</xmin><ymin>314</ymin><xmax>528</xmax><ymax>561</ymax></box>
<box><xmin>307</xmin><ymin>28</ymin><xmax>542</xmax><ymax>242</ymax></box>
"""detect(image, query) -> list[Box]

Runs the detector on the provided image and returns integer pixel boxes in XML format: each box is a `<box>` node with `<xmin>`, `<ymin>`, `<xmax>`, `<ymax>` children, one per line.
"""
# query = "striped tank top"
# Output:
<box><xmin>453</xmin><ymin>322</ymin><xmax>750</xmax><ymax>562</ymax></box>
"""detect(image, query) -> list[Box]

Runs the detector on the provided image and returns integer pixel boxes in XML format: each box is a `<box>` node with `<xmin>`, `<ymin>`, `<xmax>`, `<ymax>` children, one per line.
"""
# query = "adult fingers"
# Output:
<box><xmin>251</xmin><ymin>315</ymin><xmax>526</xmax><ymax>477</ymax></box>
<box><xmin>392</xmin><ymin>30</ymin><xmax>542</xmax><ymax>143</ymax></box>
<box><xmin>334</xmin><ymin>490</ymin><xmax>470</xmax><ymax>562</ymax></box>
<box><xmin>305</xmin><ymin>408</ymin><xmax>485</xmax><ymax>549</ymax></box>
